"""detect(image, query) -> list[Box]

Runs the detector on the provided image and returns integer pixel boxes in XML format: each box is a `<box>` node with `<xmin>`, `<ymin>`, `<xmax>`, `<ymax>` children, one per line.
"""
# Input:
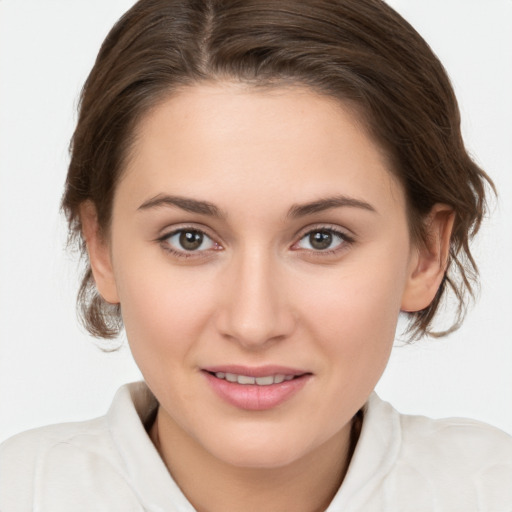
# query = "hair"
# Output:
<box><xmin>62</xmin><ymin>0</ymin><xmax>493</xmax><ymax>341</ymax></box>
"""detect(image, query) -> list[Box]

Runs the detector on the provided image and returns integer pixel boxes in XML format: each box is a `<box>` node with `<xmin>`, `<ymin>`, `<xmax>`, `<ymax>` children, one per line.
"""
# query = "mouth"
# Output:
<box><xmin>201</xmin><ymin>366</ymin><xmax>312</xmax><ymax>410</ymax></box>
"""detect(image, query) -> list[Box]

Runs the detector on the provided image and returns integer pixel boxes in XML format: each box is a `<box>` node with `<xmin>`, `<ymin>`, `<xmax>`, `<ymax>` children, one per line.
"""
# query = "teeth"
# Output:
<box><xmin>237</xmin><ymin>375</ymin><xmax>256</xmax><ymax>384</ymax></box>
<box><xmin>255</xmin><ymin>376</ymin><xmax>274</xmax><ymax>386</ymax></box>
<box><xmin>214</xmin><ymin>372</ymin><xmax>295</xmax><ymax>385</ymax></box>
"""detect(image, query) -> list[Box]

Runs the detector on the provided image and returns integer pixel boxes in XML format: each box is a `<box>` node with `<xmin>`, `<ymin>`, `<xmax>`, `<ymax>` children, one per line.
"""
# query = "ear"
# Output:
<box><xmin>79</xmin><ymin>201</ymin><xmax>120</xmax><ymax>304</ymax></box>
<box><xmin>401</xmin><ymin>204</ymin><xmax>455</xmax><ymax>312</ymax></box>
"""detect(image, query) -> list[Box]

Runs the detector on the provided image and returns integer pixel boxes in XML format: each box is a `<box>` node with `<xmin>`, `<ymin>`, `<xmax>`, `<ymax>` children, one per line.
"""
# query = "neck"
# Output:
<box><xmin>149</xmin><ymin>409</ymin><xmax>362</xmax><ymax>512</ymax></box>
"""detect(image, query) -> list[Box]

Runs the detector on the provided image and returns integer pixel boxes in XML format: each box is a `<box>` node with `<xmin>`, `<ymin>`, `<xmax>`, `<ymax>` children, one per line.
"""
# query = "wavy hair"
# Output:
<box><xmin>62</xmin><ymin>0</ymin><xmax>493</xmax><ymax>340</ymax></box>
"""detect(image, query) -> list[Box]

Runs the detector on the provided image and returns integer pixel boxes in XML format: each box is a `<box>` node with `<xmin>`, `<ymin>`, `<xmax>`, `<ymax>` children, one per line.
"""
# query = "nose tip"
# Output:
<box><xmin>215</xmin><ymin>255</ymin><xmax>296</xmax><ymax>350</ymax></box>
<box><xmin>222</xmin><ymin>311</ymin><xmax>291</xmax><ymax>349</ymax></box>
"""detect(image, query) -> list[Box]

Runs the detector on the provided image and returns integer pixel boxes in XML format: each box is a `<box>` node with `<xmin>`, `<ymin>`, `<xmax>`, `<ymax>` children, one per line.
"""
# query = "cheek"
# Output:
<box><xmin>299</xmin><ymin>248</ymin><xmax>409</xmax><ymax>378</ymax></box>
<box><xmin>306</xmin><ymin>284</ymin><xmax>398</xmax><ymax>367</ymax></box>
<box><xmin>113</xmin><ymin>251</ymin><xmax>218</xmax><ymax>369</ymax></box>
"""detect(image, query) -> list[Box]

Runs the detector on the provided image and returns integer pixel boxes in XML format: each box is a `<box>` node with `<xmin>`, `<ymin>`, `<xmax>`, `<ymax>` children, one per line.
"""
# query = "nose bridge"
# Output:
<box><xmin>217</xmin><ymin>244</ymin><xmax>295</xmax><ymax>348</ymax></box>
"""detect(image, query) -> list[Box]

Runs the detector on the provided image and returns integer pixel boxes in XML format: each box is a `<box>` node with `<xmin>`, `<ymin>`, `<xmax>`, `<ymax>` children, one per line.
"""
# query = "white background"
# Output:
<box><xmin>0</xmin><ymin>0</ymin><xmax>511</xmax><ymax>443</ymax></box>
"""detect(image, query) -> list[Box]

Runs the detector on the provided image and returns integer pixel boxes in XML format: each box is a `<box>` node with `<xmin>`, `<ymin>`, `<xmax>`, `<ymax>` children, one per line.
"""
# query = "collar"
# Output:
<box><xmin>107</xmin><ymin>382</ymin><xmax>401</xmax><ymax>512</ymax></box>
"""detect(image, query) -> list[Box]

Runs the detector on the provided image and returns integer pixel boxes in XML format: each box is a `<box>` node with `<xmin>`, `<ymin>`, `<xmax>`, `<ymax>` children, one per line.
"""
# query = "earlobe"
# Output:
<box><xmin>401</xmin><ymin>204</ymin><xmax>455</xmax><ymax>312</ymax></box>
<box><xmin>79</xmin><ymin>201</ymin><xmax>120</xmax><ymax>304</ymax></box>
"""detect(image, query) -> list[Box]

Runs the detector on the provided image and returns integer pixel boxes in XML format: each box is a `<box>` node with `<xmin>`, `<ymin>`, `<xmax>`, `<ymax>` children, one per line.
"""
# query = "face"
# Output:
<box><xmin>89</xmin><ymin>83</ymin><xmax>432</xmax><ymax>469</ymax></box>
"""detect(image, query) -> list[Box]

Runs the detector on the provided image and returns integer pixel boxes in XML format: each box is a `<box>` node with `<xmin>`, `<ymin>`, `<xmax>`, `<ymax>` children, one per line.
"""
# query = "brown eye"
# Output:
<box><xmin>295</xmin><ymin>228</ymin><xmax>350</xmax><ymax>252</ymax></box>
<box><xmin>309</xmin><ymin>231</ymin><xmax>333</xmax><ymax>250</ymax></box>
<box><xmin>179</xmin><ymin>230</ymin><xmax>204</xmax><ymax>250</ymax></box>
<box><xmin>163</xmin><ymin>229</ymin><xmax>217</xmax><ymax>253</ymax></box>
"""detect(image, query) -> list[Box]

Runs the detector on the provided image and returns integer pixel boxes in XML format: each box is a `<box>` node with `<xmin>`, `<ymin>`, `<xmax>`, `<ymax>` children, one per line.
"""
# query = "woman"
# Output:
<box><xmin>1</xmin><ymin>0</ymin><xmax>511</xmax><ymax>510</ymax></box>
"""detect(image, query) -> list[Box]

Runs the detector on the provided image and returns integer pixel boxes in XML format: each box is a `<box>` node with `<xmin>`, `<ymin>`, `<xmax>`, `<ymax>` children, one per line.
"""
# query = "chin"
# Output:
<box><xmin>201</xmin><ymin>427</ymin><xmax>315</xmax><ymax>469</ymax></box>
<box><xmin>216</xmin><ymin>445</ymin><xmax>305</xmax><ymax>469</ymax></box>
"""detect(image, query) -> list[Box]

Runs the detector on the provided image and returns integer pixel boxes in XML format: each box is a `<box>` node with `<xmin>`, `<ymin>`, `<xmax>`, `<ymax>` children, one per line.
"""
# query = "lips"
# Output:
<box><xmin>202</xmin><ymin>365</ymin><xmax>312</xmax><ymax>411</ymax></box>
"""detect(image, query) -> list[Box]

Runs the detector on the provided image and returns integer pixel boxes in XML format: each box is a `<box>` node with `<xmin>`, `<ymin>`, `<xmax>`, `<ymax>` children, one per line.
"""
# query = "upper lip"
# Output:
<box><xmin>202</xmin><ymin>365</ymin><xmax>310</xmax><ymax>377</ymax></box>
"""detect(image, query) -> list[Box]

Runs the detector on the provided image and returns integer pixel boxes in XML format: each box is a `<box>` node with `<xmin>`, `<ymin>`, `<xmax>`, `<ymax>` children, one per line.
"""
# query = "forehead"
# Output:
<box><xmin>120</xmin><ymin>83</ymin><xmax>405</xmax><ymax>217</ymax></box>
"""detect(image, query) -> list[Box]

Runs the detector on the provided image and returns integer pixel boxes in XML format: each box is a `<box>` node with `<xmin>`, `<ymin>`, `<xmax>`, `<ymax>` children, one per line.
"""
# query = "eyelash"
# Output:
<box><xmin>292</xmin><ymin>226</ymin><xmax>355</xmax><ymax>256</ymax></box>
<box><xmin>157</xmin><ymin>226</ymin><xmax>220</xmax><ymax>259</ymax></box>
<box><xmin>157</xmin><ymin>225</ymin><xmax>354</xmax><ymax>260</ymax></box>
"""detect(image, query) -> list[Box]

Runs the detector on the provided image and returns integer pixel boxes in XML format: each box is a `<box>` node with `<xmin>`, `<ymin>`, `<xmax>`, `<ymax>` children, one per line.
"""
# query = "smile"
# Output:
<box><xmin>203</xmin><ymin>367</ymin><xmax>312</xmax><ymax>410</ymax></box>
<box><xmin>212</xmin><ymin>372</ymin><xmax>296</xmax><ymax>386</ymax></box>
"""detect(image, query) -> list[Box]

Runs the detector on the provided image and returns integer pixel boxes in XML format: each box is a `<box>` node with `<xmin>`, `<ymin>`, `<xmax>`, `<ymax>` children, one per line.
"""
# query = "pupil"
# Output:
<box><xmin>310</xmin><ymin>231</ymin><xmax>332</xmax><ymax>250</ymax></box>
<box><xmin>179</xmin><ymin>230</ymin><xmax>203</xmax><ymax>250</ymax></box>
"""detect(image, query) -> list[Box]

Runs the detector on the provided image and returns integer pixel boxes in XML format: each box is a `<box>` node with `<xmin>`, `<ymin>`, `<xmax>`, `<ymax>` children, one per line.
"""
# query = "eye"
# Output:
<box><xmin>294</xmin><ymin>228</ymin><xmax>350</xmax><ymax>252</ymax></box>
<box><xmin>162</xmin><ymin>229</ymin><xmax>218</xmax><ymax>253</ymax></box>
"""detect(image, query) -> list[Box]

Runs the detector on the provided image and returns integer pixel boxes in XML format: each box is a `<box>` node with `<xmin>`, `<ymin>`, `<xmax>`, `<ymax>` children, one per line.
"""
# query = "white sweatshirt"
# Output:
<box><xmin>1</xmin><ymin>382</ymin><xmax>511</xmax><ymax>511</ymax></box>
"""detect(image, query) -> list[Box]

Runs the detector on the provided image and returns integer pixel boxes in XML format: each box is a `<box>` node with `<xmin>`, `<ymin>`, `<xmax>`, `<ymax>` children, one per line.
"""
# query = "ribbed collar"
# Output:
<box><xmin>326</xmin><ymin>393</ymin><xmax>401</xmax><ymax>511</ymax></box>
<box><xmin>107</xmin><ymin>382</ymin><xmax>196</xmax><ymax>512</ymax></box>
<box><xmin>107</xmin><ymin>382</ymin><xmax>401</xmax><ymax>512</ymax></box>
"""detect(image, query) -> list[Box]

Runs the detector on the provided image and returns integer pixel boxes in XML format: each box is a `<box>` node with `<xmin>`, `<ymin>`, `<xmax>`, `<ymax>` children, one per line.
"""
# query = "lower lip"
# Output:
<box><xmin>203</xmin><ymin>372</ymin><xmax>311</xmax><ymax>411</ymax></box>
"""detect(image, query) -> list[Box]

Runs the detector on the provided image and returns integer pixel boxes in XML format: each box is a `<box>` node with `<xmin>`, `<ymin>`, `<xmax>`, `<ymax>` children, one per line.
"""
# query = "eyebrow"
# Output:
<box><xmin>137</xmin><ymin>193</ymin><xmax>377</xmax><ymax>219</ymax></box>
<box><xmin>287</xmin><ymin>195</ymin><xmax>377</xmax><ymax>218</ymax></box>
<box><xmin>137</xmin><ymin>194</ymin><xmax>224</xmax><ymax>218</ymax></box>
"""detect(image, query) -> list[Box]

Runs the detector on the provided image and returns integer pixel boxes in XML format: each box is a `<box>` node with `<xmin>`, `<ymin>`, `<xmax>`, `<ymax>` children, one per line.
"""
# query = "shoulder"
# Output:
<box><xmin>0</xmin><ymin>414</ymin><xmax>115</xmax><ymax>464</ymax></box>
<box><xmin>0</xmin><ymin>417</ymin><xmax>125</xmax><ymax>511</ymax></box>
<box><xmin>398</xmin><ymin>409</ymin><xmax>512</xmax><ymax>468</ymax></box>
<box><xmin>0</xmin><ymin>382</ymin><xmax>156</xmax><ymax>511</ymax></box>
<box><xmin>319</xmin><ymin>394</ymin><xmax>512</xmax><ymax>511</ymax></box>
<box><xmin>391</xmin><ymin>401</ymin><xmax>512</xmax><ymax>510</ymax></box>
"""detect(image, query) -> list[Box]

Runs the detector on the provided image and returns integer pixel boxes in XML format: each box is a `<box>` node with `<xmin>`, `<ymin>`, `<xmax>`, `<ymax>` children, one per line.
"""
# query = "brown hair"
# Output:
<box><xmin>62</xmin><ymin>0</ymin><xmax>493</xmax><ymax>340</ymax></box>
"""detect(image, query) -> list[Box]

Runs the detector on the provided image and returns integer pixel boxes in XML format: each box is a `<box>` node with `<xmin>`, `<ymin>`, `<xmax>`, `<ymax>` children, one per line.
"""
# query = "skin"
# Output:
<box><xmin>81</xmin><ymin>83</ymin><xmax>453</xmax><ymax>512</ymax></box>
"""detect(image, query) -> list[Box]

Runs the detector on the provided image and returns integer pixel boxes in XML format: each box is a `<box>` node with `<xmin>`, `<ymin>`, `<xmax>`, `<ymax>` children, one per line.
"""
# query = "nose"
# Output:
<box><xmin>215</xmin><ymin>249</ymin><xmax>297</xmax><ymax>350</ymax></box>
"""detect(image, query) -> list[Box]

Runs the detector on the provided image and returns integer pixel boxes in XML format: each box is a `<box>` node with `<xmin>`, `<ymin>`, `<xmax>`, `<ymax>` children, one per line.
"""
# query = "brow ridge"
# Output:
<box><xmin>137</xmin><ymin>194</ymin><xmax>223</xmax><ymax>217</ymax></box>
<box><xmin>137</xmin><ymin>193</ymin><xmax>376</xmax><ymax>219</ymax></box>
<box><xmin>288</xmin><ymin>195</ymin><xmax>377</xmax><ymax>218</ymax></box>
